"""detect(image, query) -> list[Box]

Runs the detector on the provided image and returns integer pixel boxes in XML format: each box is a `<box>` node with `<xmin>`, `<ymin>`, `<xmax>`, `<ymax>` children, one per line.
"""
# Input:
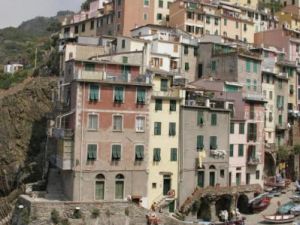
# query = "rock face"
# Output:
<box><xmin>0</xmin><ymin>77</ymin><xmax>57</xmax><ymax>197</ymax></box>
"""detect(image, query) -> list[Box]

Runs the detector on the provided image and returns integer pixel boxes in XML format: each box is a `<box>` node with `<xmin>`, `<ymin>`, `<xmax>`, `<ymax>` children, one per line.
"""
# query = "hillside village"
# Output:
<box><xmin>7</xmin><ymin>0</ymin><xmax>300</xmax><ymax>224</ymax></box>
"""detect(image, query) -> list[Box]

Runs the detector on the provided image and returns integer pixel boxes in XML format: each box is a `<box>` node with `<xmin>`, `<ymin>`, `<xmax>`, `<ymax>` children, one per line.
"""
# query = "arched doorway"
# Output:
<box><xmin>209</xmin><ymin>165</ymin><xmax>216</xmax><ymax>187</ymax></box>
<box><xmin>197</xmin><ymin>197</ymin><xmax>211</xmax><ymax>221</ymax></box>
<box><xmin>264</xmin><ymin>152</ymin><xmax>276</xmax><ymax>176</ymax></box>
<box><xmin>237</xmin><ymin>194</ymin><xmax>249</xmax><ymax>214</ymax></box>
<box><xmin>215</xmin><ymin>195</ymin><xmax>232</xmax><ymax>219</ymax></box>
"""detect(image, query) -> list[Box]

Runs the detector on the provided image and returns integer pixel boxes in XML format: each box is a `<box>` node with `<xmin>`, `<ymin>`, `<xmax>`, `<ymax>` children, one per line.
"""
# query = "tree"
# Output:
<box><xmin>81</xmin><ymin>0</ymin><xmax>94</xmax><ymax>11</ymax></box>
<box><xmin>277</xmin><ymin>146</ymin><xmax>289</xmax><ymax>162</ymax></box>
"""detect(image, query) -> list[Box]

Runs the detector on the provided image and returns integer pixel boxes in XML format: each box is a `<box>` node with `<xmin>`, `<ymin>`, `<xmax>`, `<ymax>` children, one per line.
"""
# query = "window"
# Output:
<box><xmin>239</xmin><ymin>123</ymin><xmax>245</xmax><ymax>134</ymax></box>
<box><xmin>253</xmin><ymin>62</ymin><xmax>258</xmax><ymax>73</ymax></box>
<box><xmin>87</xmin><ymin>144</ymin><xmax>97</xmax><ymax>161</ymax></box>
<box><xmin>194</xmin><ymin>47</ymin><xmax>198</xmax><ymax>56</ymax></box>
<box><xmin>246</xmin><ymin>79</ymin><xmax>251</xmax><ymax>90</ymax></box>
<box><xmin>112</xmin><ymin>145</ymin><xmax>121</xmax><ymax>161</ymax></box>
<box><xmin>88</xmin><ymin>114</ymin><xmax>98</xmax><ymax>130</ymax></box>
<box><xmin>211</xmin><ymin>61</ymin><xmax>216</xmax><ymax>71</ymax></box>
<box><xmin>236</xmin><ymin>21</ymin><xmax>239</xmax><ymax>29</ymax></box>
<box><xmin>230</xmin><ymin>144</ymin><xmax>234</xmax><ymax>157</ymax></box>
<box><xmin>210</xmin><ymin>136</ymin><xmax>217</xmax><ymax>150</ymax></box>
<box><xmin>269</xmin><ymin>91</ymin><xmax>273</xmax><ymax>100</ymax></box>
<box><xmin>247</xmin><ymin>123</ymin><xmax>257</xmax><ymax>142</ymax></box>
<box><xmin>215</xmin><ymin>18</ymin><xmax>218</xmax><ymax>25</ymax></box>
<box><xmin>170</xmin><ymin>148</ymin><xmax>177</xmax><ymax>161</ymax></box>
<box><xmin>82</xmin><ymin>23</ymin><xmax>85</xmax><ymax>32</ymax></box>
<box><xmin>206</xmin><ymin>16</ymin><xmax>210</xmax><ymax>24</ymax></box>
<box><xmin>75</xmin><ymin>25</ymin><xmax>79</xmax><ymax>34</ymax></box>
<box><xmin>117</xmin><ymin>0</ymin><xmax>121</xmax><ymax>5</ymax></box>
<box><xmin>157</xmin><ymin>13</ymin><xmax>162</xmax><ymax>20</ymax></box>
<box><xmin>154</xmin><ymin>122</ymin><xmax>161</xmax><ymax>135</ymax></box>
<box><xmin>135</xmin><ymin>145</ymin><xmax>144</xmax><ymax>161</ymax></box>
<box><xmin>184</xmin><ymin>45</ymin><xmax>189</xmax><ymax>55</ymax></box>
<box><xmin>90</xmin><ymin>20</ymin><xmax>94</xmax><ymax>30</ymax></box>
<box><xmin>89</xmin><ymin>84</ymin><xmax>99</xmax><ymax>101</ymax></box>
<box><xmin>153</xmin><ymin>148</ymin><xmax>161</xmax><ymax>161</ymax></box>
<box><xmin>169</xmin><ymin>122</ymin><xmax>176</xmax><ymax>136</ymax></box>
<box><xmin>276</xmin><ymin>95</ymin><xmax>284</xmax><ymax>109</ymax></box>
<box><xmin>161</xmin><ymin>79</ymin><xmax>168</xmax><ymax>91</ymax></box>
<box><xmin>230</xmin><ymin>122</ymin><xmax>234</xmax><ymax>134</ymax></box>
<box><xmin>115</xmin><ymin>174</ymin><xmax>124</xmax><ymax>199</ymax></box>
<box><xmin>253</xmin><ymin>80</ymin><xmax>257</xmax><ymax>91</ymax></box>
<box><xmin>113</xmin><ymin>115</ymin><xmax>123</xmax><ymax>131</ymax></box>
<box><xmin>85</xmin><ymin>63</ymin><xmax>95</xmax><ymax>71</ymax></box>
<box><xmin>224</xmin><ymin>18</ymin><xmax>227</xmax><ymax>26</ymax></box>
<box><xmin>290</xmin><ymin>85</ymin><xmax>294</xmax><ymax>95</ymax></box>
<box><xmin>137</xmin><ymin>88</ymin><xmax>146</xmax><ymax>104</ymax></box>
<box><xmin>114</xmin><ymin>86</ymin><xmax>124</xmax><ymax>103</ymax></box>
<box><xmin>185</xmin><ymin>62</ymin><xmax>190</xmax><ymax>71</ymax></box>
<box><xmin>211</xmin><ymin>113</ymin><xmax>217</xmax><ymax>126</ymax></box>
<box><xmin>246</xmin><ymin>60</ymin><xmax>251</xmax><ymax>72</ymax></box>
<box><xmin>256</xmin><ymin>170</ymin><xmax>260</xmax><ymax>179</ymax></box>
<box><xmin>197</xmin><ymin>111</ymin><xmax>204</xmax><ymax>125</ymax></box>
<box><xmin>278</xmin><ymin>115</ymin><xmax>283</xmax><ymax>125</ymax></box>
<box><xmin>159</xmin><ymin>0</ymin><xmax>163</xmax><ymax>7</ymax></box>
<box><xmin>269</xmin><ymin>112</ymin><xmax>273</xmax><ymax>122</ymax></box>
<box><xmin>121</xmin><ymin>39</ymin><xmax>126</xmax><ymax>48</ymax></box>
<box><xmin>243</xmin><ymin>23</ymin><xmax>247</xmax><ymax>31</ymax></box>
<box><xmin>155</xmin><ymin>99</ymin><xmax>162</xmax><ymax>111</ymax></box>
<box><xmin>136</xmin><ymin>116</ymin><xmax>145</xmax><ymax>132</ymax></box>
<box><xmin>238</xmin><ymin>144</ymin><xmax>244</xmax><ymax>157</ymax></box>
<box><xmin>122</xmin><ymin>56</ymin><xmax>128</xmax><ymax>64</ymax></box>
<box><xmin>95</xmin><ymin>174</ymin><xmax>105</xmax><ymax>200</ymax></box>
<box><xmin>144</xmin><ymin>0</ymin><xmax>149</xmax><ymax>6</ymax></box>
<box><xmin>197</xmin><ymin>135</ymin><xmax>204</xmax><ymax>151</ymax></box>
<box><xmin>170</xmin><ymin>100</ymin><xmax>176</xmax><ymax>112</ymax></box>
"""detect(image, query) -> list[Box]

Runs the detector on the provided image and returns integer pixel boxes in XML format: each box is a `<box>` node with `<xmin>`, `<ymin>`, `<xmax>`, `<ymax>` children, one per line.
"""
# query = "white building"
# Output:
<box><xmin>4</xmin><ymin>63</ymin><xmax>24</xmax><ymax>74</ymax></box>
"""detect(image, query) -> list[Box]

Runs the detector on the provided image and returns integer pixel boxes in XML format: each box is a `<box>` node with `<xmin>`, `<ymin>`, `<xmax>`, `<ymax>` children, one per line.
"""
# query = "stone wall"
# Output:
<box><xmin>12</xmin><ymin>195</ymin><xmax>186</xmax><ymax>225</ymax></box>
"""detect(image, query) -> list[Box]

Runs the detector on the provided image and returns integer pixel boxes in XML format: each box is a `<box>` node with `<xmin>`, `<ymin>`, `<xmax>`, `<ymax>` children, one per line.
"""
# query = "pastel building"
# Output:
<box><xmin>54</xmin><ymin>57</ymin><xmax>152</xmax><ymax>206</ymax></box>
<box><xmin>146</xmin><ymin>69</ymin><xmax>184</xmax><ymax>212</ymax></box>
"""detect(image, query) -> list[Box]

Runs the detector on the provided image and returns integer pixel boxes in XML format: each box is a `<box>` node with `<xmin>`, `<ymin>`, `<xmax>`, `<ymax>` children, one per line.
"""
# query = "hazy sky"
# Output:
<box><xmin>0</xmin><ymin>0</ymin><xmax>84</xmax><ymax>29</ymax></box>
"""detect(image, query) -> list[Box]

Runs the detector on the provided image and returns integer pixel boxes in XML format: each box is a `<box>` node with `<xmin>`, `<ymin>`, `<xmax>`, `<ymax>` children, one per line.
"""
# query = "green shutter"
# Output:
<box><xmin>155</xmin><ymin>99</ymin><xmax>162</xmax><ymax>111</ymax></box>
<box><xmin>210</xmin><ymin>136</ymin><xmax>217</xmax><ymax>150</ymax></box>
<box><xmin>89</xmin><ymin>84</ymin><xmax>99</xmax><ymax>101</ymax></box>
<box><xmin>230</xmin><ymin>144</ymin><xmax>234</xmax><ymax>157</ymax></box>
<box><xmin>246</xmin><ymin>60</ymin><xmax>251</xmax><ymax>72</ymax></box>
<box><xmin>122</xmin><ymin>56</ymin><xmax>128</xmax><ymax>64</ymax></box>
<box><xmin>197</xmin><ymin>135</ymin><xmax>204</xmax><ymax>151</ymax></box>
<box><xmin>185</xmin><ymin>63</ymin><xmax>189</xmax><ymax>71</ymax></box>
<box><xmin>279</xmin><ymin>115</ymin><xmax>283</xmax><ymax>125</ymax></box>
<box><xmin>114</xmin><ymin>87</ymin><xmax>124</xmax><ymax>102</ymax></box>
<box><xmin>169</xmin><ymin>123</ymin><xmax>176</xmax><ymax>136</ymax></box>
<box><xmin>137</xmin><ymin>88</ymin><xmax>146</xmax><ymax>104</ymax></box>
<box><xmin>253</xmin><ymin>62</ymin><xmax>258</xmax><ymax>73</ymax></box>
<box><xmin>115</xmin><ymin>181</ymin><xmax>124</xmax><ymax>199</ymax></box>
<box><xmin>246</xmin><ymin>79</ymin><xmax>251</xmax><ymax>90</ymax></box>
<box><xmin>170</xmin><ymin>100</ymin><xmax>176</xmax><ymax>111</ymax></box>
<box><xmin>85</xmin><ymin>63</ymin><xmax>95</xmax><ymax>71</ymax></box>
<box><xmin>112</xmin><ymin>145</ymin><xmax>121</xmax><ymax>160</ymax></box>
<box><xmin>154</xmin><ymin>122</ymin><xmax>161</xmax><ymax>135</ymax></box>
<box><xmin>87</xmin><ymin>144</ymin><xmax>97</xmax><ymax>160</ymax></box>
<box><xmin>197</xmin><ymin>111</ymin><xmax>204</xmax><ymax>125</ymax></box>
<box><xmin>161</xmin><ymin>79</ymin><xmax>168</xmax><ymax>91</ymax></box>
<box><xmin>211</xmin><ymin>113</ymin><xmax>217</xmax><ymax>125</ymax></box>
<box><xmin>211</xmin><ymin>61</ymin><xmax>216</xmax><ymax>71</ymax></box>
<box><xmin>230</xmin><ymin>123</ymin><xmax>234</xmax><ymax>134</ymax></box>
<box><xmin>153</xmin><ymin>148</ymin><xmax>161</xmax><ymax>161</ymax></box>
<box><xmin>95</xmin><ymin>181</ymin><xmax>104</xmax><ymax>200</ymax></box>
<box><xmin>170</xmin><ymin>148</ymin><xmax>177</xmax><ymax>161</ymax></box>
<box><xmin>238</xmin><ymin>144</ymin><xmax>244</xmax><ymax>156</ymax></box>
<box><xmin>135</xmin><ymin>145</ymin><xmax>144</xmax><ymax>160</ymax></box>
<box><xmin>239</xmin><ymin>123</ymin><xmax>245</xmax><ymax>134</ymax></box>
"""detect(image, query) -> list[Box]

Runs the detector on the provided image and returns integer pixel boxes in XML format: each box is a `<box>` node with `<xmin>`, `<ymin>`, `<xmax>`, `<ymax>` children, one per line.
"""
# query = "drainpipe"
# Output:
<box><xmin>79</xmin><ymin>82</ymin><xmax>85</xmax><ymax>201</ymax></box>
<box><xmin>56</xmin><ymin>110</ymin><xmax>75</xmax><ymax>128</ymax></box>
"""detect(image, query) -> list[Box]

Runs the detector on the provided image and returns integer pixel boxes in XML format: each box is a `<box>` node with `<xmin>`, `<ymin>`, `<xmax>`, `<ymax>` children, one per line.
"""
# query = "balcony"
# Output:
<box><xmin>247</xmin><ymin>157</ymin><xmax>260</xmax><ymax>166</ymax></box>
<box><xmin>59</xmin><ymin>32</ymin><xmax>75</xmax><ymax>39</ymax></box>
<box><xmin>74</xmin><ymin>70</ymin><xmax>151</xmax><ymax>85</ymax></box>
<box><xmin>244</xmin><ymin>93</ymin><xmax>266</xmax><ymax>102</ymax></box>
<box><xmin>52</xmin><ymin>128</ymin><xmax>74</xmax><ymax>139</ymax></box>
<box><xmin>152</xmin><ymin>89</ymin><xmax>182</xmax><ymax>98</ymax></box>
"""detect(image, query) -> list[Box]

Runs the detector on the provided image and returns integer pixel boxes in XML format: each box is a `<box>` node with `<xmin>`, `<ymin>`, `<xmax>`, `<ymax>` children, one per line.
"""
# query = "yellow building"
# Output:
<box><xmin>276</xmin><ymin>11</ymin><xmax>300</xmax><ymax>30</ymax></box>
<box><xmin>147</xmin><ymin>69</ymin><xmax>184</xmax><ymax>212</ymax></box>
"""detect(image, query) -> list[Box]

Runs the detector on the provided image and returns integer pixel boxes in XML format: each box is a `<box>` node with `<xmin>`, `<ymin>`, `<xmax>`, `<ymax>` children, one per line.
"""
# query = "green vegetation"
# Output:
<box><xmin>81</xmin><ymin>0</ymin><xmax>95</xmax><ymax>10</ymax></box>
<box><xmin>258</xmin><ymin>1</ymin><xmax>283</xmax><ymax>13</ymax></box>
<box><xmin>0</xmin><ymin>70</ymin><xmax>30</xmax><ymax>89</ymax></box>
<box><xmin>277</xmin><ymin>146</ymin><xmax>290</xmax><ymax>161</ymax></box>
<box><xmin>51</xmin><ymin>209</ymin><xmax>60</xmax><ymax>224</ymax></box>
<box><xmin>91</xmin><ymin>208</ymin><xmax>100</xmax><ymax>218</ymax></box>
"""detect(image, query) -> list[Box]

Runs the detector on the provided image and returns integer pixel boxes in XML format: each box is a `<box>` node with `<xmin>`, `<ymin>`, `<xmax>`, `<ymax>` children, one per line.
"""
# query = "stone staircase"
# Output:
<box><xmin>45</xmin><ymin>168</ymin><xmax>65</xmax><ymax>200</ymax></box>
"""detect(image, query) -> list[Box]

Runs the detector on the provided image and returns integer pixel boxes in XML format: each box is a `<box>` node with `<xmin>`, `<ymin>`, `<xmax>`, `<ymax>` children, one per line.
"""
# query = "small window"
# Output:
<box><xmin>87</xmin><ymin>144</ymin><xmax>97</xmax><ymax>161</ymax></box>
<box><xmin>184</xmin><ymin>45</ymin><xmax>189</xmax><ymax>54</ymax></box>
<box><xmin>114</xmin><ymin>86</ymin><xmax>124</xmax><ymax>103</ymax></box>
<box><xmin>239</xmin><ymin>123</ymin><xmax>245</xmax><ymax>134</ymax></box>
<box><xmin>197</xmin><ymin>135</ymin><xmax>204</xmax><ymax>151</ymax></box>
<box><xmin>211</xmin><ymin>113</ymin><xmax>217</xmax><ymax>126</ymax></box>
<box><xmin>238</xmin><ymin>144</ymin><xmax>244</xmax><ymax>157</ymax></box>
<box><xmin>161</xmin><ymin>79</ymin><xmax>168</xmax><ymax>91</ymax></box>
<box><xmin>170</xmin><ymin>100</ymin><xmax>176</xmax><ymax>112</ymax></box>
<box><xmin>112</xmin><ymin>145</ymin><xmax>121</xmax><ymax>161</ymax></box>
<box><xmin>113</xmin><ymin>115</ymin><xmax>123</xmax><ymax>131</ymax></box>
<box><xmin>90</xmin><ymin>20</ymin><xmax>94</xmax><ymax>30</ymax></box>
<box><xmin>136</xmin><ymin>116</ymin><xmax>145</xmax><ymax>132</ymax></box>
<box><xmin>185</xmin><ymin>62</ymin><xmax>190</xmax><ymax>71</ymax></box>
<box><xmin>211</xmin><ymin>61</ymin><xmax>216</xmax><ymax>71</ymax></box>
<box><xmin>154</xmin><ymin>122</ymin><xmax>161</xmax><ymax>135</ymax></box>
<box><xmin>159</xmin><ymin>0</ymin><xmax>164</xmax><ymax>8</ymax></box>
<box><xmin>135</xmin><ymin>145</ymin><xmax>144</xmax><ymax>161</ymax></box>
<box><xmin>144</xmin><ymin>0</ymin><xmax>149</xmax><ymax>6</ymax></box>
<box><xmin>152</xmin><ymin>183</ymin><xmax>157</xmax><ymax>188</ymax></box>
<box><xmin>220</xmin><ymin>169</ymin><xmax>225</xmax><ymax>178</ymax></box>
<box><xmin>157</xmin><ymin>13</ymin><xmax>162</xmax><ymax>20</ymax></box>
<box><xmin>230</xmin><ymin>144</ymin><xmax>234</xmax><ymax>157</ymax></box>
<box><xmin>85</xmin><ymin>63</ymin><xmax>95</xmax><ymax>71</ymax></box>
<box><xmin>197</xmin><ymin>111</ymin><xmax>204</xmax><ymax>126</ymax></box>
<box><xmin>137</xmin><ymin>88</ymin><xmax>146</xmax><ymax>104</ymax></box>
<box><xmin>88</xmin><ymin>114</ymin><xmax>98</xmax><ymax>130</ymax></box>
<box><xmin>170</xmin><ymin>148</ymin><xmax>177</xmax><ymax>161</ymax></box>
<box><xmin>210</xmin><ymin>136</ymin><xmax>217</xmax><ymax>150</ymax></box>
<box><xmin>122</xmin><ymin>56</ymin><xmax>128</xmax><ymax>64</ymax></box>
<box><xmin>155</xmin><ymin>99</ymin><xmax>163</xmax><ymax>111</ymax></box>
<box><xmin>82</xmin><ymin>23</ymin><xmax>86</xmax><ymax>32</ymax></box>
<box><xmin>246</xmin><ymin>60</ymin><xmax>251</xmax><ymax>73</ymax></box>
<box><xmin>89</xmin><ymin>84</ymin><xmax>99</xmax><ymax>101</ymax></box>
<box><xmin>121</xmin><ymin>39</ymin><xmax>126</xmax><ymax>48</ymax></box>
<box><xmin>153</xmin><ymin>148</ymin><xmax>161</xmax><ymax>162</ymax></box>
<box><xmin>230</xmin><ymin>122</ymin><xmax>234</xmax><ymax>134</ymax></box>
<box><xmin>169</xmin><ymin>122</ymin><xmax>176</xmax><ymax>136</ymax></box>
<box><xmin>256</xmin><ymin>170</ymin><xmax>260</xmax><ymax>179</ymax></box>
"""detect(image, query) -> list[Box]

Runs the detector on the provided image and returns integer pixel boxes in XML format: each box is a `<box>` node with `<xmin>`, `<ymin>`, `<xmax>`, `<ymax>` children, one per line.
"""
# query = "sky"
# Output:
<box><xmin>0</xmin><ymin>0</ymin><xmax>83</xmax><ymax>29</ymax></box>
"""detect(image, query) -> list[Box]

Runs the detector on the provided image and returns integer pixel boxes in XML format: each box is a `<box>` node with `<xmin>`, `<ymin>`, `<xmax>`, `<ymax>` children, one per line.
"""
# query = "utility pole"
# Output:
<box><xmin>34</xmin><ymin>48</ymin><xmax>38</xmax><ymax>69</ymax></box>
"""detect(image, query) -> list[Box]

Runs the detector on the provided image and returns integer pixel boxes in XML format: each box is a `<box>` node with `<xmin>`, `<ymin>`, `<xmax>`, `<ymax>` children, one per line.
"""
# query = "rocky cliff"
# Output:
<box><xmin>0</xmin><ymin>77</ymin><xmax>57</xmax><ymax>222</ymax></box>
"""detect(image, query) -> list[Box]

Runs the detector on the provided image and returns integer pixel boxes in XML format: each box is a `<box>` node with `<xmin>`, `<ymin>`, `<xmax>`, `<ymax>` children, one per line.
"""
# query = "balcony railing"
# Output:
<box><xmin>59</xmin><ymin>32</ymin><xmax>75</xmax><ymax>39</ymax></box>
<box><xmin>74</xmin><ymin>70</ymin><xmax>151</xmax><ymax>84</ymax></box>
<box><xmin>152</xmin><ymin>89</ymin><xmax>182</xmax><ymax>98</ymax></box>
<box><xmin>247</xmin><ymin>157</ymin><xmax>260</xmax><ymax>166</ymax></box>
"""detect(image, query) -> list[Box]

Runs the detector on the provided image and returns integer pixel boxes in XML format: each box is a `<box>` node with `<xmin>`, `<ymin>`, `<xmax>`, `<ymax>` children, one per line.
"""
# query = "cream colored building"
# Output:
<box><xmin>224</xmin><ymin>0</ymin><xmax>260</xmax><ymax>9</ymax></box>
<box><xmin>147</xmin><ymin>70</ymin><xmax>184</xmax><ymax>212</ymax></box>
<box><xmin>153</xmin><ymin>0</ymin><xmax>175</xmax><ymax>25</ymax></box>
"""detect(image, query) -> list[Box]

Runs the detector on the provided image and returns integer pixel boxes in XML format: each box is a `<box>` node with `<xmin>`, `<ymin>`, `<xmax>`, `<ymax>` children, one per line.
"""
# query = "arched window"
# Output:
<box><xmin>115</xmin><ymin>174</ymin><xmax>124</xmax><ymax>199</ymax></box>
<box><xmin>95</xmin><ymin>174</ymin><xmax>105</xmax><ymax>200</ymax></box>
<box><xmin>209</xmin><ymin>165</ymin><xmax>216</xmax><ymax>170</ymax></box>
